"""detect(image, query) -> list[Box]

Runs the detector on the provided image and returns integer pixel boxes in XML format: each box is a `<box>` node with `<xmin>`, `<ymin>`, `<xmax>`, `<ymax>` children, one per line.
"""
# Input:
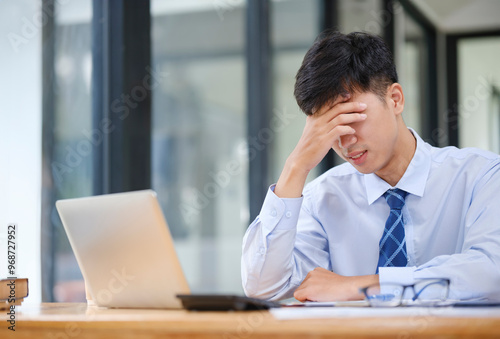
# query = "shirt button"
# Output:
<box><xmin>259</xmin><ymin>247</ymin><xmax>265</xmax><ymax>255</ymax></box>
<box><xmin>270</xmin><ymin>209</ymin><xmax>277</xmax><ymax>217</ymax></box>
<box><xmin>285</xmin><ymin>211</ymin><xmax>292</xmax><ymax>218</ymax></box>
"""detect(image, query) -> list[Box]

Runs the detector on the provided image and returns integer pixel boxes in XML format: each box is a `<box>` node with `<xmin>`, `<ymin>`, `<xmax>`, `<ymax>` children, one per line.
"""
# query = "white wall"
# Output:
<box><xmin>0</xmin><ymin>0</ymin><xmax>42</xmax><ymax>304</ymax></box>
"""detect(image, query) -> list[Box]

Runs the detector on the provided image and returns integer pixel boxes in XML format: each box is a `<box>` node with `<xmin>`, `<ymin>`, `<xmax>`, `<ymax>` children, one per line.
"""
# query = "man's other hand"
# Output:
<box><xmin>293</xmin><ymin>267</ymin><xmax>379</xmax><ymax>302</ymax></box>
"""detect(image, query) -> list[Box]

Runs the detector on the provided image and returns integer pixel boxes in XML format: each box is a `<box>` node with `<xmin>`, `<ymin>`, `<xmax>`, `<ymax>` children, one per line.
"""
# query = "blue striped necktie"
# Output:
<box><xmin>377</xmin><ymin>188</ymin><xmax>409</xmax><ymax>273</ymax></box>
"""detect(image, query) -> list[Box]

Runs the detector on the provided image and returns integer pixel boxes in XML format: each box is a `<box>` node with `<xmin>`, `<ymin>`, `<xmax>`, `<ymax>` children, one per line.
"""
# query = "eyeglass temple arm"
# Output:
<box><xmin>412</xmin><ymin>280</ymin><xmax>449</xmax><ymax>301</ymax></box>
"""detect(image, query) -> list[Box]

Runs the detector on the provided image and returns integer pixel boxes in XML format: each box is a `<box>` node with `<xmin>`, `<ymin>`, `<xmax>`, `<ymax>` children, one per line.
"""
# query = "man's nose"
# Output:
<box><xmin>339</xmin><ymin>134</ymin><xmax>357</xmax><ymax>150</ymax></box>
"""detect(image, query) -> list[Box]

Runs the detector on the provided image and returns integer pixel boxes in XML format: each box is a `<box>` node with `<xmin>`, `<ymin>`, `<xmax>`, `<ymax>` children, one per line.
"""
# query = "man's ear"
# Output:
<box><xmin>388</xmin><ymin>83</ymin><xmax>404</xmax><ymax>116</ymax></box>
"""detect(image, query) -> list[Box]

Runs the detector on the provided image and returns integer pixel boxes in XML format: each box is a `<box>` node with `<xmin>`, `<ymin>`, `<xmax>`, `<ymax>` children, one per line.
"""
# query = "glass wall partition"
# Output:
<box><xmin>47</xmin><ymin>0</ymin><xmax>93</xmax><ymax>302</ymax></box>
<box><xmin>269</xmin><ymin>0</ymin><xmax>321</xmax><ymax>183</ymax></box>
<box><xmin>458</xmin><ymin>36</ymin><xmax>500</xmax><ymax>152</ymax></box>
<box><xmin>395</xmin><ymin>10</ymin><xmax>427</xmax><ymax>135</ymax></box>
<box><xmin>338</xmin><ymin>0</ymin><xmax>383</xmax><ymax>35</ymax></box>
<box><xmin>151</xmin><ymin>1</ymin><xmax>247</xmax><ymax>294</ymax></box>
<box><xmin>394</xmin><ymin>1</ymin><xmax>438</xmax><ymax>145</ymax></box>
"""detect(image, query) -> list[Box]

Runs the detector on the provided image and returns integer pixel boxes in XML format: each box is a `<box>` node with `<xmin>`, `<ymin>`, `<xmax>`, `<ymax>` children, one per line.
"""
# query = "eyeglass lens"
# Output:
<box><xmin>364</xmin><ymin>279</ymin><xmax>449</xmax><ymax>307</ymax></box>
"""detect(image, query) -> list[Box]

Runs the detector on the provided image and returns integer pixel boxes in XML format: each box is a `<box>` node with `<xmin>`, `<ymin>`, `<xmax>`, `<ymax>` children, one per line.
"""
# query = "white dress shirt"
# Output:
<box><xmin>241</xmin><ymin>129</ymin><xmax>500</xmax><ymax>301</ymax></box>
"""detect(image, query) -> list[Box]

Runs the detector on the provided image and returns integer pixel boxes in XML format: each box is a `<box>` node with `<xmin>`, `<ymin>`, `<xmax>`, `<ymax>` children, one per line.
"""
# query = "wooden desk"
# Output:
<box><xmin>1</xmin><ymin>303</ymin><xmax>500</xmax><ymax>338</ymax></box>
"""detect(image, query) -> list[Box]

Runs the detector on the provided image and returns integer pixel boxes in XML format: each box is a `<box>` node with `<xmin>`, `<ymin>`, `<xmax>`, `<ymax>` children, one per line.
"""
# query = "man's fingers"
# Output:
<box><xmin>293</xmin><ymin>288</ymin><xmax>305</xmax><ymax>302</ymax></box>
<box><xmin>293</xmin><ymin>271</ymin><xmax>312</xmax><ymax>301</ymax></box>
<box><xmin>313</xmin><ymin>94</ymin><xmax>351</xmax><ymax>116</ymax></box>
<box><xmin>327</xmin><ymin>125</ymin><xmax>355</xmax><ymax>141</ymax></box>
<box><xmin>293</xmin><ymin>268</ymin><xmax>326</xmax><ymax>302</ymax></box>
<box><xmin>331</xmin><ymin>112</ymin><xmax>367</xmax><ymax>126</ymax></box>
<box><xmin>293</xmin><ymin>284</ymin><xmax>313</xmax><ymax>302</ymax></box>
<box><xmin>321</xmin><ymin>101</ymin><xmax>367</xmax><ymax>119</ymax></box>
<box><xmin>339</xmin><ymin>134</ymin><xmax>358</xmax><ymax>150</ymax></box>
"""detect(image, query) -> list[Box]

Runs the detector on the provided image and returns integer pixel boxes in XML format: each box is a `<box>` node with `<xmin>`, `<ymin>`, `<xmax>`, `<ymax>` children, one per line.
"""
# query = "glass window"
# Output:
<box><xmin>50</xmin><ymin>0</ymin><xmax>93</xmax><ymax>302</ymax></box>
<box><xmin>151</xmin><ymin>1</ymin><xmax>247</xmax><ymax>294</ymax></box>
<box><xmin>270</xmin><ymin>0</ymin><xmax>321</xmax><ymax>183</ymax></box>
<box><xmin>394</xmin><ymin>7</ymin><xmax>427</xmax><ymax>136</ymax></box>
<box><xmin>458</xmin><ymin>36</ymin><xmax>500</xmax><ymax>152</ymax></box>
<box><xmin>338</xmin><ymin>0</ymin><xmax>383</xmax><ymax>35</ymax></box>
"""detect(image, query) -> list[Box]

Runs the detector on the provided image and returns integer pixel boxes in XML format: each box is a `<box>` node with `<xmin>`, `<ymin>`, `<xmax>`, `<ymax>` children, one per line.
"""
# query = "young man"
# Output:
<box><xmin>241</xmin><ymin>31</ymin><xmax>500</xmax><ymax>302</ymax></box>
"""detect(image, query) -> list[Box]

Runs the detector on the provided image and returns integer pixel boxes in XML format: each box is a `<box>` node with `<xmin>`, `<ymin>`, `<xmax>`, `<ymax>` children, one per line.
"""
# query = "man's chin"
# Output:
<box><xmin>355</xmin><ymin>167</ymin><xmax>374</xmax><ymax>174</ymax></box>
<box><xmin>350</xmin><ymin>160</ymin><xmax>375</xmax><ymax>174</ymax></box>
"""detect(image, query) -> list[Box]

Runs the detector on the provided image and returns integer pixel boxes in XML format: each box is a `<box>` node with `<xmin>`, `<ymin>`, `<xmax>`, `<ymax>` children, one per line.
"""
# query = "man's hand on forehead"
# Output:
<box><xmin>315</xmin><ymin>93</ymin><xmax>367</xmax><ymax>151</ymax></box>
<box><xmin>274</xmin><ymin>92</ymin><xmax>366</xmax><ymax>198</ymax></box>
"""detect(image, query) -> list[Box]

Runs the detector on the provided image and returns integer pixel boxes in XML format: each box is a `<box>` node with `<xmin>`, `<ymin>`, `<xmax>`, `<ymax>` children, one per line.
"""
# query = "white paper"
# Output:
<box><xmin>287</xmin><ymin>300</ymin><xmax>370</xmax><ymax>307</ymax></box>
<box><xmin>271</xmin><ymin>306</ymin><xmax>500</xmax><ymax>320</ymax></box>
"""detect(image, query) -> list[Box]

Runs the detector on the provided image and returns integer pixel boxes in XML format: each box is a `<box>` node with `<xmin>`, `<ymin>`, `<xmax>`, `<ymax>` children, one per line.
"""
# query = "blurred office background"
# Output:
<box><xmin>1</xmin><ymin>0</ymin><xmax>499</xmax><ymax>303</ymax></box>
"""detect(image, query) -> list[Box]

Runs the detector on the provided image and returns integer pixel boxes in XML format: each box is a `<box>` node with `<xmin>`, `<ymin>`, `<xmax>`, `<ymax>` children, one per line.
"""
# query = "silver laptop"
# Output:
<box><xmin>56</xmin><ymin>189</ymin><xmax>190</xmax><ymax>309</ymax></box>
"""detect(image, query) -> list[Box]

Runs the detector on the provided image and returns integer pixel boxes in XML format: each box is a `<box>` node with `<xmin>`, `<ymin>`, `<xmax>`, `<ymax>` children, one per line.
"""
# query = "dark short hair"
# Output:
<box><xmin>294</xmin><ymin>31</ymin><xmax>398</xmax><ymax>115</ymax></box>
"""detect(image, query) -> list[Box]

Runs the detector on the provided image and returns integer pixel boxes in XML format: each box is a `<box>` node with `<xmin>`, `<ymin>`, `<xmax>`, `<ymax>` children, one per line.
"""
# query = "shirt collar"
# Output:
<box><xmin>364</xmin><ymin>128</ymin><xmax>431</xmax><ymax>205</ymax></box>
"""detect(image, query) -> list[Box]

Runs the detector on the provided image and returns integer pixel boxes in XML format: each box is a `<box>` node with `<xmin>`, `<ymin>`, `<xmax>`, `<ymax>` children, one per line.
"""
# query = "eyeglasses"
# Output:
<box><xmin>359</xmin><ymin>278</ymin><xmax>451</xmax><ymax>307</ymax></box>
